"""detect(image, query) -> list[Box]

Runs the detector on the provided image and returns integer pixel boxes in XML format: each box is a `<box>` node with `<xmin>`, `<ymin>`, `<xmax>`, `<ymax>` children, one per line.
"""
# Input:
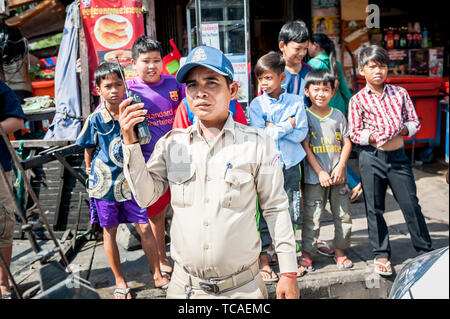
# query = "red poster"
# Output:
<box><xmin>80</xmin><ymin>0</ymin><xmax>145</xmax><ymax>94</ymax></box>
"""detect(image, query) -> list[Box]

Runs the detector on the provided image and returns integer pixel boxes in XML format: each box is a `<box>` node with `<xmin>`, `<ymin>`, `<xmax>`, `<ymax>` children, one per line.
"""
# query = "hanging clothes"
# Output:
<box><xmin>44</xmin><ymin>1</ymin><xmax>82</xmax><ymax>140</ymax></box>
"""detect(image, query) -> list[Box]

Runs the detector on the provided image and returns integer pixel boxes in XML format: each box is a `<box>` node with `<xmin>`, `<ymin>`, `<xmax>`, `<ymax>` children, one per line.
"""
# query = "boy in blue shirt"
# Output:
<box><xmin>76</xmin><ymin>62</ymin><xmax>169</xmax><ymax>299</ymax></box>
<box><xmin>249</xmin><ymin>51</ymin><xmax>308</xmax><ymax>281</ymax></box>
<box><xmin>278</xmin><ymin>20</ymin><xmax>313</xmax><ymax>106</ymax></box>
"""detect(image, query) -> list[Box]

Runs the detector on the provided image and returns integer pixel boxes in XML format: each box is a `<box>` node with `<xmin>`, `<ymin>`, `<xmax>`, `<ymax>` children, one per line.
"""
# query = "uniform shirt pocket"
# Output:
<box><xmin>222</xmin><ymin>169</ymin><xmax>253</xmax><ymax>209</ymax></box>
<box><xmin>167</xmin><ymin>168</ymin><xmax>196</xmax><ymax>208</ymax></box>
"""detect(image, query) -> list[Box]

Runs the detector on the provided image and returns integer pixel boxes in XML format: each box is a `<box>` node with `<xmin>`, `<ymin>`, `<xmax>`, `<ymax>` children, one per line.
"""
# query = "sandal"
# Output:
<box><xmin>297</xmin><ymin>265</ymin><xmax>307</xmax><ymax>278</ymax></box>
<box><xmin>350</xmin><ymin>184</ymin><xmax>363</xmax><ymax>203</ymax></box>
<box><xmin>297</xmin><ymin>256</ymin><xmax>315</xmax><ymax>272</ymax></box>
<box><xmin>113</xmin><ymin>287</ymin><xmax>131</xmax><ymax>299</ymax></box>
<box><xmin>160</xmin><ymin>262</ymin><xmax>173</xmax><ymax>280</ymax></box>
<box><xmin>154</xmin><ymin>277</ymin><xmax>170</xmax><ymax>290</ymax></box>
<box><xmin>335</xmin><ymin>256</ymin><xmax>353</xmax><ymax>270</ymax></box>
<box><xmin>373</xmin><ymin>258</ymin><xmax>393</xmax><ymax>276</ymax></box>
<box><xmin>267</xmin><ymin>249</ymin><xmax>278</xmax><ymax>266</ymax></box>
<box><xmin>161</xmin><ymin>270</ymin><xmax>172</xmax><ymax>280</ymax></box>
<box><xmin>317</xmin><ymin>241</ymin><xmax>335</xmax><ymax>257</ymax></box>
<box><xmin>259</xmin><ymin>268</ymin><xmax>279</xmax><ymax>282</ymax></box>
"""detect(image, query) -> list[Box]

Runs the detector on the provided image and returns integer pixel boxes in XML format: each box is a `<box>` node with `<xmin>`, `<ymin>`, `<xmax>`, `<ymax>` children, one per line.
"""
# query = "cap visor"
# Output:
<box><xmin>176</xmin><ymin>62</ymin><xmax>229</xmax><ymax>83</ymax></box>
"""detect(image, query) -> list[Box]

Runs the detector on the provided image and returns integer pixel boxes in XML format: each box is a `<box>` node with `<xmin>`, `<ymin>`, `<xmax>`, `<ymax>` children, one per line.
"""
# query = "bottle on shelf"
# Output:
<box><xmin>386</xmin><ymin>27</ymin><xmax>395</xmax><ymax>50</ymax></box>
<box><xmin>382</xmin><ymin>28</ymin><xmax>387</xmax><ymax>48</ymax></box>
<box><xmin>406</xmin><ymin>23</ymin><xmax>414</xmax><ymax>48</ymax></box>
<box><xmin>413</xmin><ymin>22</ymin><xmax>422</xmax><ymax>48</ymax></box>
<box><xmin>422</xmin><ymin>27</ymin><xmax>428</xmax><ymax>48</ymax></box>
<box><xmin>399</xmin><ymin>26</ymin><xmax>407</xmax><ymax>48</ymax></box>
<box><xmin>393</xmin><ymin>27</ymin><xmax>400</xmax><ymax>49</ymax></box>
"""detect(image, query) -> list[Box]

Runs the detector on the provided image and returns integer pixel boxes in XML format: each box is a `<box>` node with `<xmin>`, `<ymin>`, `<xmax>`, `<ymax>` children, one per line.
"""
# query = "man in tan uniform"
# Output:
<box><xmin>119</xmin><ymin>46</ymin><xmax>299</xmax><ymax>299</ymax></box>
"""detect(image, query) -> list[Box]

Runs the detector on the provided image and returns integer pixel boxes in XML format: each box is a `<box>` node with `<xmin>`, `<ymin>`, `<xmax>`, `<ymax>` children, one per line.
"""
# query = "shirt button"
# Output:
<box><xmin>205</xmin><ymin>198</ymin><xmax>209</xmax><ymax>203</ymax></box>
<box><xmin>177</xmin><ymin>178</ymin><xmax>182</xmax><ymax>183</ymax></box>
<box><xmin>206</xmin><ymin>176</ymin><xmax>212</xmax><ymax>182</ymax></box>
<box><xmin>203</xmin><ymin>244</ymin><xmax>209</xmax><ymax>250</ymax></box>
<box><xmin>203</xmin><ymin>220</ymin><xmax>209</xmax><ymax>226</ymax></box>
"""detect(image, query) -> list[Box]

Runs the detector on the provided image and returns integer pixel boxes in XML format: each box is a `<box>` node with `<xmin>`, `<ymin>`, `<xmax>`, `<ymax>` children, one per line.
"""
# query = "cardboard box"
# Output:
<box><xmin>388</xmin><ymin>49</ymin><xmax>409</xmax><ymax>75</ymax></box>
<box><xmin>409</xmin><ymin>49</ymin><xmax>429</xmax><ymax>76</ymax></box>
<box><xmin>429</xmin><ymin>47</ymin><xmax>444</xmax><ymax>77</ymax></box>
<box><xmin>341</xmin><ymin>0</ymin><xmax>369</xmax><ymax>20</ymax></box>
<box><xmin>341</xmin><ymin>20</ymin><xmax>370</xmax><ymax>85</ymax></box>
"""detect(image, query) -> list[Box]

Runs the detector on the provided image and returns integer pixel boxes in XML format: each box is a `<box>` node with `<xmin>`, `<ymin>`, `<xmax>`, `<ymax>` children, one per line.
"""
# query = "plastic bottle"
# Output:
<box><xmin>394</xmin><ymin>27</ymin><xmax>400</xmax><ymax>49</ymax></box>
<box><xmin>386</xmin><ymin>27</ymin><xmax>395</xmax><ymax>50</ymax></box>
<box><xmin>414</xmin><ymin>22</ymin><xmax>422</xmax><ymax>48</ymax></box>
<box><xmin>382</xmin><ymin>28</ymin><xmax>387</xmax><ymax>48</ymax></box>
<box><xmin>422</xmin><ymin>27</ymin><xmax>428</xmax><ymax>48</ymax></box>
<box><xmin>400</xmin><ymin>27</ymin><xmax>407</xmax><ymax>48</ymax></box>
<box><xmin>406</xmin><ymin>23</ymin><xmax>414</xmax><ymax>48</ymax></box>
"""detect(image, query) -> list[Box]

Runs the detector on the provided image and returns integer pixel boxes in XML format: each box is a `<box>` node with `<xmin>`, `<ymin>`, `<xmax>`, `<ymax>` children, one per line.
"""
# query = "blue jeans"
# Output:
<box><xmin>258</xmin><ymin>164</ymin><xmax>301</xmax><ymax>253</ymax></box>
<box><xmin>347</xmin><ymin>165</ymin><xmax>360</xmax><ymax>189</ymax></box>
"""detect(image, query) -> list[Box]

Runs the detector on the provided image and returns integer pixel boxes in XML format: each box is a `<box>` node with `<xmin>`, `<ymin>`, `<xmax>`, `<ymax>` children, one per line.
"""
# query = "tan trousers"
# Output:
<box><xmin>302</xmin><ymin>183</ymin><xmax>352</xmax><ymax>253</ymax></box>
<box><xmin>0</xmin><ymin>172</ymin><xmax>15</xmax><ymax>248</ymax></box>
<box><xmin>166</xmin><ymin>263</ymin><xmax>268</xmax><ymax>299</ymax></box>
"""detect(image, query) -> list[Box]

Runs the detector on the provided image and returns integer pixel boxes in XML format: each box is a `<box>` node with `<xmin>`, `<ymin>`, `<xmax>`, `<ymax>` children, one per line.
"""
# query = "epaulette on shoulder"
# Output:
<box><xmin>236</xmin><ymin>123</ymin><xmax>266</xmax><ymax>137</ymax></box>
<box><xmin>163</xmin><ymin>126</ymin><xmax>193</xmax><ymax>138</ymax></box>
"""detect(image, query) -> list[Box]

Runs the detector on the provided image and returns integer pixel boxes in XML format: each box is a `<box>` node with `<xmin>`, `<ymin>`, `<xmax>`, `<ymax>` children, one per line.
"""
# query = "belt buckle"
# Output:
<box><xmin>199</xmin><ymin>280</ymin><xmax>220</xmax><ymax>294</ymax></box>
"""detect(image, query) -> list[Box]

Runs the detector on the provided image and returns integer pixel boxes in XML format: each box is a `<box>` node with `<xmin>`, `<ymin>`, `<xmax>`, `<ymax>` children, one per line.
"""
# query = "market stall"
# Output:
<box><xmin>339</xmin><ymin>0</ymin><xmax>449</xmax><ymax>162</ymax></box>
<box><xmin>1</xmin><ymin>0</ymin><xmax>159</xmax><ymax>237</ymax></box>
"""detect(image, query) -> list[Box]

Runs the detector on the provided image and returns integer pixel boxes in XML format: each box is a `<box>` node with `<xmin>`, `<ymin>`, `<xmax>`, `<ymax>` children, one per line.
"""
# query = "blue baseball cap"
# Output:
<box><xmin>176</xmin><ymin>46</ymin><xmax>234</xmax><ymax>83</ymax></box>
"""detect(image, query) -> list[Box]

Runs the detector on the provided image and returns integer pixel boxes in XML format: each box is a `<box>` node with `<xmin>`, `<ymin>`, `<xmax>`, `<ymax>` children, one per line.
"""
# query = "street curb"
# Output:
<box><xmin>265</xmin><ymin>267</ymin><xmax>397</xmax><ymax>299</ymax></box>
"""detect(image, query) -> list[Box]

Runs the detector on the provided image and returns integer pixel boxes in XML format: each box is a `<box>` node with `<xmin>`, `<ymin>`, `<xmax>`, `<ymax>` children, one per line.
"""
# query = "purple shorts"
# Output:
<box><xmin>89</xmin><ymin>197</ymin><xmax>149</xmax><ymax>228</ymax></box>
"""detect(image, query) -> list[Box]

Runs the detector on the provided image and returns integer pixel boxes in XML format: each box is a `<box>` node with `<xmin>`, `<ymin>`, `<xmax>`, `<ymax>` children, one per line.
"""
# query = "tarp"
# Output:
<box><xmin>44</xmin><ymin>1</ymin><xmax>81</xmax><ymax>140</ymax></box>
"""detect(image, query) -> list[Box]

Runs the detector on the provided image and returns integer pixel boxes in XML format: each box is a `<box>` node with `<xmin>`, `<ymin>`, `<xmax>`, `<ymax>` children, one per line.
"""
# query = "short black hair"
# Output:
<box><xmin>254</xmin><ymin>51</ymin><xmax>285</xmax><ymax>78</ymax></box>
<box><xmin>131</xmin><ymin>35</ymin><xmax>163</xmax><ymax>60</ymax></box>
<box><xmin>278</xmin><ymin>20</ymin><xmax>310</xmax><ymax>45</ymax></box>
<box><xmin>304</xmin><ymin>69</ymin><xmax>335</xmax><ymax>90</ymax></box>
<box><xmin>358</xmin><ymin>45</ymin><xmax>389</xmax><ymax>69</ymax></box>
<box><xmin>94</xmin><ymin>62</ymin><xmax>124</xmax><ymax>86</ymax></box>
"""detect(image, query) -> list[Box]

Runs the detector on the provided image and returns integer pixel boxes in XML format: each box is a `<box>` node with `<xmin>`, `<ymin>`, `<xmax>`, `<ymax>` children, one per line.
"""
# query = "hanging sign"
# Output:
<box><xmin>201</xmin><ymin>23</ymin><xmax>220</xmax><ymax>50</ymax></box>
<box><xmin>80</xmin><ymin>0</ymin><xmax>145</xmax><ymax>94</ymax></box>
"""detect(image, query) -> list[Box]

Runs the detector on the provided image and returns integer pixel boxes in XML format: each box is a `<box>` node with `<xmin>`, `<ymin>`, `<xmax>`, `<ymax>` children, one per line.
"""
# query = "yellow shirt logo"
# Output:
<box><xmin>169</xmin><ymin>91</ymin><xmax>179</xmax><ymax>102</ymax></box>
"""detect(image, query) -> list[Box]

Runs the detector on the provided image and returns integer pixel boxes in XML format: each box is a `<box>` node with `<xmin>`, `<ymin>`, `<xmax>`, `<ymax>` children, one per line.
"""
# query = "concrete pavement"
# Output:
<box><xmin>8</xmin><ymin>159</ymin><xmax>449</xmax><ymax>299</ymax></box>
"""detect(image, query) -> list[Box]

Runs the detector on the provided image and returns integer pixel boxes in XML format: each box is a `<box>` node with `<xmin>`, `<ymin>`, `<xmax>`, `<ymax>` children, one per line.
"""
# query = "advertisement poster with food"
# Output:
<box><xmin>80</xmin><ymin>0</ymin><xmax>145</xmax><ymax>93</ymax></box>
<box><xmin>227</xmin><ymin>55</ymin><xmax>249</xmax><ymax>103</ymax></box>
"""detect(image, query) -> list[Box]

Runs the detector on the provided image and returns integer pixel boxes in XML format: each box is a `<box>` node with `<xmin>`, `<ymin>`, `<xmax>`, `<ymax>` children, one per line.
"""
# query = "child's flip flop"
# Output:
<box><xmin>317</xmin><ymin>241</ymin><xmax>335</xmax><ymax>257</ymax></box>
<box><xmin>335</xmin><ymin>256</ymin><xmax>353</xmax><ymax>270</ymax></box>
<box><xmin>297</xmin><ymin>257</ymin><xmax>315</xmax><ymax>272</ymax></box>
